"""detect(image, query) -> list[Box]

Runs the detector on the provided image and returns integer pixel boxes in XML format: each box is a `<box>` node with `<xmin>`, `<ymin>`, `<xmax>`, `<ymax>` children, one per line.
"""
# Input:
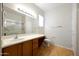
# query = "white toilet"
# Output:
<box><xmin>43</xmin><ymin>38</ymin><xmax>52</xmax><ymax>47</ymax></box>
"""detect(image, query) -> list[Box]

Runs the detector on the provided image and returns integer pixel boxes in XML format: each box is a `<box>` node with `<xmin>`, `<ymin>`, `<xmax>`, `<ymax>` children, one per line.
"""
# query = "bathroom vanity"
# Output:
<box><xmin>1</xmin><ymin>4</ymin><xmax>45</xmax><ymax>56</ymax></box>
<box><xmin>2</xmin><ymin>34</ymin><xmax>45</xmax><ymax>56</ymax></box>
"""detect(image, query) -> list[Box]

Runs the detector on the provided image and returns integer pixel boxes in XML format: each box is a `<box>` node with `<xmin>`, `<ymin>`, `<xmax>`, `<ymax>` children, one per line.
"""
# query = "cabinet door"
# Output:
<box><xmin>17</xmin><ymin>43</ymin><xmax>22</xmax><ymax>56</ymax></box>
<box><xmin>22</xmin><ymin>40</ymin><xmax>32</xmax><ymax>56</ymax></box>
<box><xmin>33</xmin><ymin>39</ymin><xmax>38</xmax><ymax>49</ymax></box>
<box><xmin>38</xmin><ymin>36</ymin><xmax>45</xmax><ymax>47</ymax></box>
<box><xmin>2</xmin><ymin>44</ymin><xmax>18</xmax><ymax>56</ymax></box>
<box><xmin>33</xmin><ymin>39</ymin><xmax>38</xmax><ymax>56</ymax></box>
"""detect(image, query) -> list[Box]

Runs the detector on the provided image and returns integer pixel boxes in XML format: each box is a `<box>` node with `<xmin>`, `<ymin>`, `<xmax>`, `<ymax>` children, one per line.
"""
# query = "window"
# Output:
<box><xmin>38</xmin><ymin>15</ymin><xmax>44</xmax><ymax>27</ymax></box>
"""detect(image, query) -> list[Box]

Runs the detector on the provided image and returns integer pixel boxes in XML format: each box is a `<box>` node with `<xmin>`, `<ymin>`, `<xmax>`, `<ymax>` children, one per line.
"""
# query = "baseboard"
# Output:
<box><xmin>53</xmin><ymin>44</ymin><xmax>73</xmax><ymax>51</ymax></box>
<box><xmin>72</xmin><ymin>49</ymin><xmax>76</xmax><ymax>56</ymax></box>
<box><xmin>45</xmin><ymin>41</ymin><xmax>73</xmax><ymax>51</ymax></box>
<box><xmin>44</xmin><ymin>41</ymin><xmax>74</xmax><ymax>55</ymax></box>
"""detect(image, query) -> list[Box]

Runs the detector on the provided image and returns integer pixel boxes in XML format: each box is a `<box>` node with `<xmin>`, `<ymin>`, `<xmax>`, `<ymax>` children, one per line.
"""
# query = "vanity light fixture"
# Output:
<box><xmin>17</xmin><ymin>8</ymin><xmax>33</xmax><ymax>17</ymax></box>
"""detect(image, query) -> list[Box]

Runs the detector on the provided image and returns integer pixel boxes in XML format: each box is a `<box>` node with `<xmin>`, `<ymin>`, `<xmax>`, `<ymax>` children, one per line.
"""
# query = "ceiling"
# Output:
<box><xmin>35</xmin><ymin>3</ymin><xmax>66</xmax><ymax>12</ymax></box>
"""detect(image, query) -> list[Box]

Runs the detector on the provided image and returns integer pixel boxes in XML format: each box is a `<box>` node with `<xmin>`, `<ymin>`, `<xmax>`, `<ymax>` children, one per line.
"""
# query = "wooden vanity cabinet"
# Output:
<box><xmin>2</xmin><ymin>36</ymin><xmax>45</xmax><ymax>56</ymax></box>
<box><xmin>38</xmin><ymin>36</ymin><xmax>45</xmax><ymax>47</ymax></box>
<box><xmin>17</xmin><ymin>43</ymin><xmax>23</xmax><ymax>56</ymax></box>
<box><xmin>2</xmin><ymin>40</ymin><xmax>32</xmax><ymax>56</ymax></box>
<box><xmin>32</xmin><ymin>36</ymin><xmax>45</xmax><ymax>56</ymax></box>
<box><xmin>33</xmin><ymin>39</ymin><xmax>38</xmax><ymax>56</ymax></box>
<box><xmin>2</xmin><ymin>45</ymin><xmax>18</xmax><ymax>56</ymax></box>
<box><xmin>22</xmin><ymin>40</ymin><xmax>32</xmax><ymax>56</ymax></box>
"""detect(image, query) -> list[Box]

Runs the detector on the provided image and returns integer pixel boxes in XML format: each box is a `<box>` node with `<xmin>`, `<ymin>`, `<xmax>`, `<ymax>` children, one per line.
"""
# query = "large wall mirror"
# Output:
<box><xmin>3</xmin><ymin>6</ymin><xmax>25</xmax><ymax>36</ymax></box>
<box><xmin>2</xmin><ymin>3</ymin><xmax>44</xmax><ymax>36</ymax></box>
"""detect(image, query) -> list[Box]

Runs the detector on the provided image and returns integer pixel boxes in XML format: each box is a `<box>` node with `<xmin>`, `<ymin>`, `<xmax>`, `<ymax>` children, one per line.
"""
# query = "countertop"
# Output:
<box><xmin>1</xmin><ymin>34</ymin><xmax>45</xmax><ymax>48</ymax></box>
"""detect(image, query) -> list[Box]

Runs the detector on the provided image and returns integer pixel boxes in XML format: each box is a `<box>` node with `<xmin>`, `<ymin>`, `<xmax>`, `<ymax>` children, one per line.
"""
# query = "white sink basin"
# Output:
<box><xmin>2</xmin><ymin>37</ymin><xmax>24</xmax><ymax>47</ymax></box>
<box><xmin>12</xmin><ymin>37</ymin><xmax>24</xmax><ymax>41</ymax></box>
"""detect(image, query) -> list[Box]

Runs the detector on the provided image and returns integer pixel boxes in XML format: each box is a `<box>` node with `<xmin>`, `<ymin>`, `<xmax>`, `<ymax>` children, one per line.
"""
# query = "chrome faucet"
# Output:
<box><xmin>14</xmin><ymin>34</ymin><xmax>18</xmax><ymax>39</ymax></box>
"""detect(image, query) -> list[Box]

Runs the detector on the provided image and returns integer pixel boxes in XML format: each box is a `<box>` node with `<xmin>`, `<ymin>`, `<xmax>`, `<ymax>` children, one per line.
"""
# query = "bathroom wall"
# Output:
<box><xmin>72</xmin><ymin>4</ymin><xmax>78</xmax><ymax>55</ymax></box>
<box><xmin>45</xmin><ymin>4</ymin><xmax>72</xmax><ymax>49</ymax></box>
<box><xmin>73</xmin><ymin>3</ymin><xmax>79</xmax><ymax>56</ymax></box>
<box><xmin>77</xmin><ymin>5</ymin><xmax>79</xmax><ymax>55</ymax></box>
<box><xmin>0</xmin><ymin>3</ymin><xmax>2</xmax><ymax>56</ymax></box>
<box><xmin>0</xmin><ymin>3</ymin><xmax>2</xmax><ymax>36</ymax></box>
